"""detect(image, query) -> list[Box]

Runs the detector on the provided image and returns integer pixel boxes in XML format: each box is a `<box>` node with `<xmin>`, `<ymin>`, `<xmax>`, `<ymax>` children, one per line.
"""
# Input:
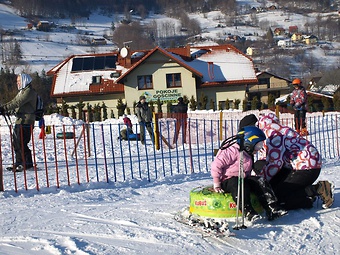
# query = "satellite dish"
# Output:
<box><xmin>120</xmin><ymin>47</ymin><xmax>129</xmax><ymax>58</ymax></box>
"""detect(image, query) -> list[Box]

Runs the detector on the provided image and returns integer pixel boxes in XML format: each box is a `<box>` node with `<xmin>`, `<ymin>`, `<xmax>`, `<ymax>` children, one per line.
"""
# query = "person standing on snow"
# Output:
<box><xmin>0</xmin><ymin>73</ymin><xmax>37</xmax><ymax>172</ymax></box>
<box><xmin>256</xmin><ymin>112</ymin><xmax>334</xmax><ymax>210</ymax></box>
<box><xmin>135</xmin><ymin>95</ymin><xmax>154</xmax><ymax>145</ymax></box>
<box><xmin>172</xmin><ymin>96</ymin><xmax>188</xmax><ymax>144</ymax></box>
<box><xmin>211</xmin><ymin>126</ymin><xmax>287</xmax><ymax>222</ymax></box>
<box><xmin>290</xmin><ymin>78</ymin><xmax>308</xmax><ymax>136</ymax></box>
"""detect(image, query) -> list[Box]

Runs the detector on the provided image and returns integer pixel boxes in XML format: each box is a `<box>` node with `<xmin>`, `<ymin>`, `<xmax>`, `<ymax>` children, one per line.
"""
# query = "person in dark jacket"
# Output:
<box><xmin>135</xmin><ymin>96</ymin><xmax>154</xmax><ymax>145</ymax></box>
<box><xmin>0</xmin><ymin>73</ymin><xmax>37</xmax><ymax>172</ymax></box>
<box><xmin>172</xmin><ymin>97</ymin><xmax>188</xmax><ymax>144</ymax></box>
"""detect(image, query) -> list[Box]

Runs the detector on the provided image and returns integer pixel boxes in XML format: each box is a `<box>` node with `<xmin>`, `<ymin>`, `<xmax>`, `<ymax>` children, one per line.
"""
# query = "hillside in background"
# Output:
<box><xmin>0</xmin><ymin>0</ymin><xmax>339</xmax><ymax>82</ymax></box>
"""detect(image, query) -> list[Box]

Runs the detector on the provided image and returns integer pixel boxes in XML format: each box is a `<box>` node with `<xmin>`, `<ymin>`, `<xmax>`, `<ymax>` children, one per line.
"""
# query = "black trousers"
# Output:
<box><xmin>221</xmin><ymin>176</ymin><xmax>277</xmax><ymax>212</ymax></box>
<box><xmin>270</xmin><ymin>167</ymin><xmax>321</xmax><ymax>210</ymax></box>
<box><xmin>294</xmin><ymin>109</ymin><xmax>307</xmax><ymax>130</ymax></box>
<box><xmin>13</xmin><ymin>124</ymin><xmax>33</xmax><ymax>167</ymax></box>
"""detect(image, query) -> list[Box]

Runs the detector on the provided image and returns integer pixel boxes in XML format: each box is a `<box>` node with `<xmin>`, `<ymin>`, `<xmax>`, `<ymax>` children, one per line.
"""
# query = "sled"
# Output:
<box><xmin>56</xmin><ymin>132</ymin><xmax>75</xmax><ymax>139</ymax></box>
<box><xmin>189</xmin><ymin>186</ymin><xmax>263</xmax><ymax>218</ymax></box>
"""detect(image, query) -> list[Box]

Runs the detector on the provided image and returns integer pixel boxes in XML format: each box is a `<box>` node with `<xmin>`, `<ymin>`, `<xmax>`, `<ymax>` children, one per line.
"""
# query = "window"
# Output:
<box><xmin>92</xmin><ymin>76</ymin><xmax>101</xmax><ymax>84</ymax></box>
<box><xmin>166</xmin><ymin>73</ymin><xmax>182</xmax><ymax>88</ymax></box>
<box><xmin>137</xmin><ymin>75</ymin><xmax>153</xmax><ymax>89</ymax></box>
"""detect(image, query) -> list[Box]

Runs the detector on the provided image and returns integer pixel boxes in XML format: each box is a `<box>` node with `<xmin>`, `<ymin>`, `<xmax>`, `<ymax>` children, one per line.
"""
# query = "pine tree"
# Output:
<box><xmin>234</xmin><ymin>99</ymin><xmax>241</xmax><ymax>110</ymax></box>
<box><xmin>156</xmin><ymin>98</ymin><xmax>163</xmax><ymax>113</ymax></box>
<box><xmin>116</xmin><ymin>98</ymin><xmax>127</xmax><ymax>117</ymax></box>
<box><xmin>189</xmin><ymin>95</ymin><xmax>197</xmax><ymax>111</ymax></box>
<box><xmin>102</xmin><ymin>102</ymin><xmax>108</xmax><ymax>120</ymax></box>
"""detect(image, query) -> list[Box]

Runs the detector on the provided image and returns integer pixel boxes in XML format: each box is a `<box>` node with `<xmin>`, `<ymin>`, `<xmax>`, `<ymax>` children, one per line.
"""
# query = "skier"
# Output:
<box><xmin>0</xmin><ymin>73</ymin><xmax>37</xmax><ymax>172</ymax></box>
<box><xmin>211</xmin><ymin>126</ymin><xmax>287</xmax><ymax>222</ymax></box>
<box><xmin>290</xmin><ymin>78</ymin><xmax>308</xmax><ymax>135</ymax></box>
<box><xmin>256</xmin><ymin>112</ymin><xmax>334</xmax><ymax>210</ymax></box>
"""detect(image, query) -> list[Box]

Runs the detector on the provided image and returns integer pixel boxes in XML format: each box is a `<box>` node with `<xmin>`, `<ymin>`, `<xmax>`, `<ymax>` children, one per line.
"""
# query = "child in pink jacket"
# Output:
<box><xmin>211</xmin><ymin>126</ymin><xmax>287</xmax><ymax>221</ymax></box>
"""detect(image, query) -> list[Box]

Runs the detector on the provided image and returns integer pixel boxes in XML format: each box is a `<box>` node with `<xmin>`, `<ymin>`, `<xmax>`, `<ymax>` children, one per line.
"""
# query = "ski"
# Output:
<box><xmin>174</xmin><ymin>208</ymin><xmax>238</xmax><ymax>247</ymax></box>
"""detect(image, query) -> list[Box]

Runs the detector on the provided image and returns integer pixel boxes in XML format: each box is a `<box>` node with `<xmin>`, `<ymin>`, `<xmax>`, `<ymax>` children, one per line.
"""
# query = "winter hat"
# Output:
<box><xmin>18</xmin><ymin>73</ymin><xmax>32</xmax><ymax>90</ymax></box>
<box><xmin>238</xmin><ymin>114</ymin><xmax>258</xmax><ymax>131</ymax></box>
<box><xmin>140</xmin><ymin>95</ymin><xmax>146</xmax><ymax>100</ymax></box>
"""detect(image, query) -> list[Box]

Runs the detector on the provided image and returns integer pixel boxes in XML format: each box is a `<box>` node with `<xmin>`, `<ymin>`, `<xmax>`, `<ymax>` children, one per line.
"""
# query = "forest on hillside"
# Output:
<box><xmin>10</xmin><ymin>0</ymin><xmax>339</xmax><ymax>18</ymax></box>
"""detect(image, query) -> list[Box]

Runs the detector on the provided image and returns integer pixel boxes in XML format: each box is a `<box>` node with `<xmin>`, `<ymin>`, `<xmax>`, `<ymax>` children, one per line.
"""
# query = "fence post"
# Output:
<box><xmin>153</xmin><ymin>112</ymin><xmax>160</xmax><ymax>150</ymax></box>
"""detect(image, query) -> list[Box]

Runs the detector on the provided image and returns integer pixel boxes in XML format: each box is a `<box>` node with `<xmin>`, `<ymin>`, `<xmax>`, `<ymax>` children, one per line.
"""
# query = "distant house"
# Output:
<box><xmin>277</xmin><ymin>39</ymin><xmax>292</xmax><ymax>47</ymax></box>
<box><xmin>289</xmin><ymin>26</ymin><xmax>298</xmax><ymax>34</ymax></box>
<box><xmin>291</xmin><ymin>33</ymin><xmax>303</xmax><ymax>42</ymax></box>
<box><xmin>274</xmin><ymin>27</ymin><xmax>285</xmax><ymax>36</ymax></box>
<box><xmin>246</xmin><ymin>47</ymin><xmax>260</xmax><ymax>56</ymax></box>
<box><xmin>91</xmin><ymin>38</ymin><xmax>107</xmax><ymax>45</ymax></box>
<box><xmin>248</xmin><ymin>70</ymin><xmax>291</xmax><ymax>106</ymax></box>
<box><xmin>303</xmin><ymin>35</ymin><xmax>318</xmax><ymax>45</ymax></box>
<box><xmin>47</xmin><ymin>44</ymin><xmax>259</xmax><ymax>116</ymax></box>
<box><xmin>37</xmin><ymin>21</ymin><xmax>51</xmax><ymax>31</ymax></box>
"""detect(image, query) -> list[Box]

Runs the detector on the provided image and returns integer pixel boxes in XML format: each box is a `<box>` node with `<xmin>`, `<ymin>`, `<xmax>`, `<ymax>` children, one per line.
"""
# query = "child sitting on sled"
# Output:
<box><xmin>211</xmin><ymin>126</ymin><xmax>287</xmax><ymax>222</ymax></box>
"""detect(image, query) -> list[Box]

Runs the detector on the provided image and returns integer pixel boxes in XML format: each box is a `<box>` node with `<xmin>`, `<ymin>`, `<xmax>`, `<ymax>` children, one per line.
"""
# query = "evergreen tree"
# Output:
<box><xmin>61</xmin><ymin>100</ymin><xmax>69</xmax><ymax>117</ymax></box>
<box><xmin>209</xmin><ymin>99</ymin><xmax>215</xmax><ymax>111</ymax></box>
<box><xmin>87</xmin><ymin>103</ymin><xmax>93</xmax><ymax>122</ymax></box>
<box><xmin>333</xmin><ymin>92</ymin><xmax>340</xmax><ymax>111</ymax></box>
<box><xmin>251</xmin><ymin>97</ymin><xmax>259</xmax><ymax>110</ymax></box>
<box><xmin>198</xmin><ymin>92</ymin><xmax>208</xmax><ymax>110</ymax></box>
<box><xmin>116</xmin><ymin>98</ymin><xmax>127</xmax><ymax>117</ymax></box>
<box><xmin>156</xmin><ymin>98</ymin><xmax>163</xmax><ymax>113</ymax></box>
<box><xmin>70</xmin><ymin>105</ymin><xmax>76</xmax><ymax>119</ymax></box>
<box><xmin>102</xmin><ymin>102</ymin><xmax>108</xmax><ymax>120</ymax></box>
<box><xmin>234</xmin><ymin>99</ymin><xmax>241</xmax><ymax>110</ymax></box>
<box><xmin>321</xmin><ymin>97</ymin><xmax>330</xmax><ymax>112</ymax></box>
<box><xmin>189</xmin><ymin>95</ymin><xmax>197</xmax><ymax>111</ymax></box>
<box><xmin>268</xmin><ymin>94</ymin><xmax>275</xmax><ymax>109</ymax></box>
<box><xmin>76</xmin><ymin>100</ymin><xmax>85</xmax><ymax>120</ymax></box>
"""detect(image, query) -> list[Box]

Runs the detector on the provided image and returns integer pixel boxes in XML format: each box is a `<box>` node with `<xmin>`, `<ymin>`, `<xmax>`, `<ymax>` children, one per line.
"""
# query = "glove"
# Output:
<box><xmin>253</xmin><ymin>159</ymin><xmax>266</xmax><ymax>175</ymax></box>
<box><xmin>214</xmin><ymin>187</ymin><xmax>224</xmax><ymax>193</ymax></box>
<box><xmin>213</xmin><ymin>183</ymin><xmax>224</xmax><ymax>193</ymax></box>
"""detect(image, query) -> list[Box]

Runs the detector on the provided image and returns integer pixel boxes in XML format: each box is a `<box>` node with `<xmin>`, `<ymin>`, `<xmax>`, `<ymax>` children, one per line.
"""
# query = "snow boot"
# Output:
<box><xmin>266</xmin><ymin>203</ymin><xmax>288</xmax><ymax>221</ymax></box>
<box><xmin>317</xmin><ymin>181</ymin><xmax>334</xmax><ymax>209</ymax></box>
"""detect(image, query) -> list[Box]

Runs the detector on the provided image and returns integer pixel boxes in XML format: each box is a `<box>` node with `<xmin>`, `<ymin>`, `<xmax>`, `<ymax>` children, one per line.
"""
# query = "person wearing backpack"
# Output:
<box><xmin>0</xmin><ymin>73</ymin><xmax>37</xmax><ymax>172</ymax></box>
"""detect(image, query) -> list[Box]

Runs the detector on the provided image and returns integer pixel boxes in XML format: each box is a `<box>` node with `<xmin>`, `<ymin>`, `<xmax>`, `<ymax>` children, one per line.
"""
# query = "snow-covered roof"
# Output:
<box><xmin>187</xmin><ymin>48</ymin><xmax>256</xmax><ymax>83</ymax></box>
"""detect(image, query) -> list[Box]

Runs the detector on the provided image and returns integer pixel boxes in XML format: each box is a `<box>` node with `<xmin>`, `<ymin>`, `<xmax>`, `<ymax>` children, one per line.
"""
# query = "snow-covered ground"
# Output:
<box><xmin>0</xmin><ymin>2</ymin><xmax>339</xmax><ymax>254</ymax></box>
<box><xmin>0</xmin><ymin>112</ymin><xmax>339</xmax><ymax>255</ymax></box>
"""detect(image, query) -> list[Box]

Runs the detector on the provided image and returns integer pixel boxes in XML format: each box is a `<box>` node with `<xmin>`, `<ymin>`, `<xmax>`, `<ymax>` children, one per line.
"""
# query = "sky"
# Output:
<box><xmin>0</xmin><ymin>2</ymin><xmax>339</xmax><ymax>254</ymax></box>
<box><xmin>0</xmin><ymin>112</ymin><xmax>339</xmax><ymax>255</ymax></box>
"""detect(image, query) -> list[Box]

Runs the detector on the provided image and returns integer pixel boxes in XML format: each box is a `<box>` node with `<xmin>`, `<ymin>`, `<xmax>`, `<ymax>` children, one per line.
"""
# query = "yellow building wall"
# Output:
<box><xmin>123</xmin><ymin>52</ymin><xmax>197</xmax><ymax>112</ymax></box>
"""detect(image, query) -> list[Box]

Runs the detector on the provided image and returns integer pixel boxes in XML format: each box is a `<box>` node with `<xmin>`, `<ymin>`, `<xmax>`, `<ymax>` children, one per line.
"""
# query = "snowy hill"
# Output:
<box><xmin>0</xmin><ymin>1</ymin><xmax>339</xmax><ymax>77</ymax></box>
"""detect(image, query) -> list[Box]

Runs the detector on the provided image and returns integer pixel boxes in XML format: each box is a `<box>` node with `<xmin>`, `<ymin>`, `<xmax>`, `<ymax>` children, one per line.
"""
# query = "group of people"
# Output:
<box><xmin>211</xmin><ymin>112</ymin><xmax>334</xmax><ymax>222</ymax></box>
<box><xmin>127</xmin><ymin>95</ymin><xmax>188</xmax><ymax>145</ymax></box>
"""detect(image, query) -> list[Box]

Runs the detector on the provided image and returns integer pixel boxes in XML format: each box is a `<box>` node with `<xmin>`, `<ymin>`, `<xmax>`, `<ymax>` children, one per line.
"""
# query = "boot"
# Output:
<box><xmin>300</xmin><ymin>128</ymin><xmax>309</xmax><ymax>136</ymax></box>
<box><xmin>243</xmin><ymin>205</ymin><xmax>261</xmax><ymax>222</ymax></box>
<box><xmin>266</xmin><ymin>202</ymin><xmax>288</xmax><ymax>221</ymax></box>
<box><xmin>317</xmin><ymin>181</ymin><xmax>334</xmax><ymax>209</ymax></box>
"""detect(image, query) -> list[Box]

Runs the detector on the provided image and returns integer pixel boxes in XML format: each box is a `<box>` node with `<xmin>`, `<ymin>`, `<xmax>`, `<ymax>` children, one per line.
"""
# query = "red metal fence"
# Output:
<box><xmin>0</xmin><ymin>111</ymin><xmax>339</xmax><ymax>193</ymax></box>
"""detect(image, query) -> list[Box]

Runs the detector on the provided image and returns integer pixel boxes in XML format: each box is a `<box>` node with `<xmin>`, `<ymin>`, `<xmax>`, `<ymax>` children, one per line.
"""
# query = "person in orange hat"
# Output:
<box><xmin>290</xmin><ymin>78</ymin><xmax>308</xmax><ymax>135</ymax></box>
